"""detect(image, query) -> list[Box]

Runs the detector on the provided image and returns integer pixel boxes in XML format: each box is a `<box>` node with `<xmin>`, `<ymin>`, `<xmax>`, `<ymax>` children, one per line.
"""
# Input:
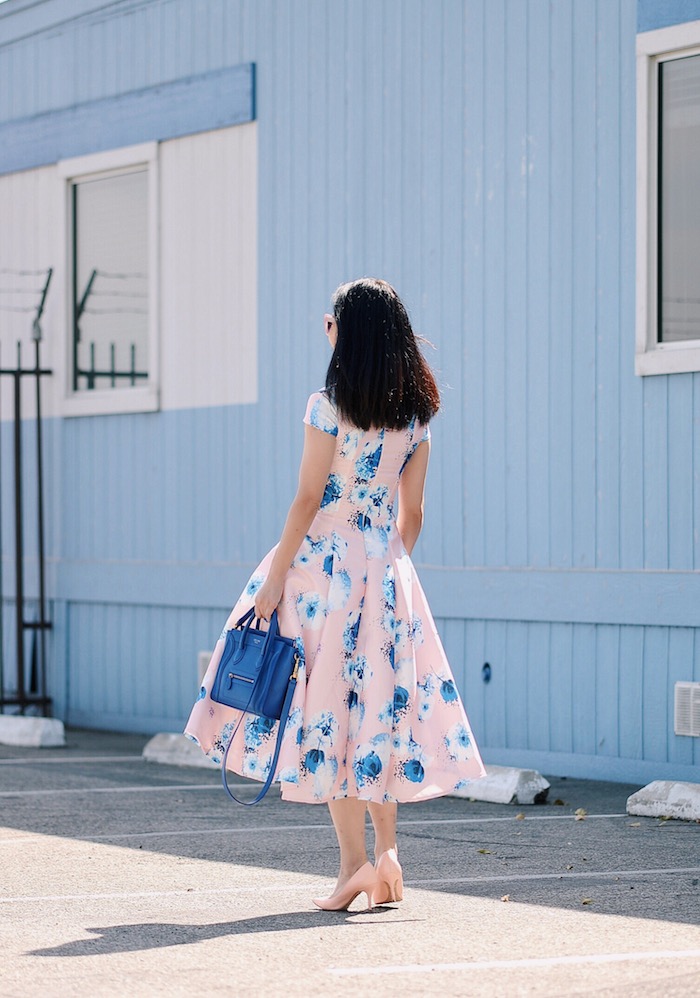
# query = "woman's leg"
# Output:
<box><xmin>367</xmin><ymin>800</ymin><xmax>398</xmax><ymax>858</ymax></box>
<box><xmin>327</xmin><ymin>797</ymin><xmax>369</xmax><ymax>891</ymax></box>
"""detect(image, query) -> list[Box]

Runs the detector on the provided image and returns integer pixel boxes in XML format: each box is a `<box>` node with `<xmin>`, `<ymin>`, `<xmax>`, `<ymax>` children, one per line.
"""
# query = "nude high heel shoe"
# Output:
<box><xmin>312</xmin><ymin>861</ymin><xmax>380</xmax><ymax>911</ymax></box>
<box><xmin>374</xmin><ymin>848</ymin><xmax>404</xmax><ymax>904</ymax></box>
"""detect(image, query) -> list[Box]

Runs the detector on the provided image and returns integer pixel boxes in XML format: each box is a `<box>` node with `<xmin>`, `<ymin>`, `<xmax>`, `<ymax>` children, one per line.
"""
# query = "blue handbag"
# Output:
<box><xmin>210</xmin><ymin>607</ymin><xmax>300</xmax><ymax>805</ymax></box>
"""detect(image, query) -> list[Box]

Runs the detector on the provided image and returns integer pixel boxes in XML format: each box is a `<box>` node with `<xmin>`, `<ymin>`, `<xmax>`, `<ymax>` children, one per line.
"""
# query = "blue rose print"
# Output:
<box><xmin>354</xmin><ymin>750</ymin><xmax>383</xmax><ymax>787</ymax></box>
<box><xmin>245</xmin><ymin>574</ymin><xmax>265</xmax><ymax>597</ymax></box>
<box><xmin>444</xmin><ymin>722</ymin><xmax>472</xmax><ymax>762</ymax></box>
<box><xmin>303</xmin><ymin>748</ymin><xmax>325</xmax><ymax>773</ymax></box>
<box><xmin>350</xmin><ymin>483</ymin><xmax>370</xmax><ymax>506</ymax></box>
<box><xmin>393</xmin><ymin>686</ymin><xmax>410</xmax><ymax>718</ymax></box>
<box><xmin>308</xmin><ymin>395</ymin><xmax>338</xmax><ymax>436</ymax></box>
<box><xmin>243</xmin><ymin>751</ymin><xmax>271</xmax><ymax>780</ymax></box>
<box><xmin>320</xmin><ymin>473</ymin><xmax>344</xmax><ymax>509</ymax></box>
<box><xmin>355</xmin><ymin>441</ymin><xmax>383</xmax><ymax>482</ymax></box>
<box><xmin>440</xmin><ymin>679</ymin><xmax>458</xmax><ymax>702</ymax></box>
<box><xmin>245</xmin><ymin>715</ymin><xmax>276</xmax><ymax>747</ymax></box>
<box><xmin>402</xmin><ymin>759</ymin><xmax>425</xmax><ymax>783</ymax></box>
<box><xmin>296</xmin><ymin>591</ymin><xmax>327</xmax><ymax>628</ymax></box>
<box><xmin>196</xmin><ymin>685</ymin><xmax>206</xmax><ymax>701</ymax></box>
<box><xmin>277</xmin><ymin>767</ymin><xmax>300</xmax><ymax>784</ymax></box>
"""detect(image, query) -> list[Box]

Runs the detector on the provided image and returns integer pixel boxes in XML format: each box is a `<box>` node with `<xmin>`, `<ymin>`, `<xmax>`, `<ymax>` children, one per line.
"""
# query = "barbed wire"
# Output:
<box><xmin>89</xmin><ymin>289</ymin><xmax>148</xmax><ymax>299</ymax></box>
<box><xmin>0</xmin><ymin>267</ymin><xmax>50</xmax><ymax>277</ymax></box>
<box><xmin>83</xmin><ymin>307</ymin><xmax>148</xmax><ymax>315</ymax></box>
<box><xmin>96</xmin><ymin>270</ymin><xmax>147</xmax><ymax>280</ymax></box>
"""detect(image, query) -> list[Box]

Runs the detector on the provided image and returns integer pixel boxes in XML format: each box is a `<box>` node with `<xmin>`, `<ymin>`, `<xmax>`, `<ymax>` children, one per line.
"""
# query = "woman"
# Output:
<box><xmin>185</xmin><ymin>278</ymin><xmax>485</xmax><ymax>910</ymax></box>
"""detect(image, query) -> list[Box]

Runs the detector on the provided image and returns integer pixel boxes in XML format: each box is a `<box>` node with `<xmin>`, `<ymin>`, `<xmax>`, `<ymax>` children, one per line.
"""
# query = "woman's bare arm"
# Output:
<box><xmin>396</xmin><ymin>439</ymin><xmax>430</xmax><ymax>556</ymax></box>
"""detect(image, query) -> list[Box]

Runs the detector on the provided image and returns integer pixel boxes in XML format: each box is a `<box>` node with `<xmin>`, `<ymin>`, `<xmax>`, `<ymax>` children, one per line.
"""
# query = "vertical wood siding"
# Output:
<box><xmin>1</xmin><ymin>0</ymin><xmax>698</xmax><ymax>776</ymax></box>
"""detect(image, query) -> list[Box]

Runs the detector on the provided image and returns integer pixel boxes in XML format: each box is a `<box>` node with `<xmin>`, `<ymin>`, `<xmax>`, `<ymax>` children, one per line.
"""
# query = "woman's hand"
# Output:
<box><xmin>254</xmin><ymin>575</ymin><xmax>284</xmax><ymax>621</ymax></box>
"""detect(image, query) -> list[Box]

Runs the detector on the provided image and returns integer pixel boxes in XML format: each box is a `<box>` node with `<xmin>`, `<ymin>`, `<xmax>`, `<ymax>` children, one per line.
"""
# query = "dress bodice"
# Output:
<box><xmin>304</xmin><ymin>391</ymin><xmax>430</xmax><ymax>538</ymax></box>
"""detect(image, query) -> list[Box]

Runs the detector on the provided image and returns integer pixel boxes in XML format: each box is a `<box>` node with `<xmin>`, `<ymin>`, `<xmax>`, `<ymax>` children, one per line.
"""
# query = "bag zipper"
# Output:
<box><xmin>227</xmin><ymin>673</ymin><xmax>254</xmax><ymax>686</ymax></box>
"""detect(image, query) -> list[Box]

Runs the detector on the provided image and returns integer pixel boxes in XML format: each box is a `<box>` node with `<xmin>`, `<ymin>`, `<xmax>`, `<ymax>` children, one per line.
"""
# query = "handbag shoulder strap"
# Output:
<box><xmin>219</xmin><ymin>664</ymin><xmax>298</xmax><ymax>806</ymax></box>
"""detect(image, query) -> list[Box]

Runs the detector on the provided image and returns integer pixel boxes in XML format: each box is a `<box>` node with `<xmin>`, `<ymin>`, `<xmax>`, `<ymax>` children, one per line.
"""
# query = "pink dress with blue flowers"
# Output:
<box><xmin>184</xmin><ymin>391</ymin><xmax>485</xmax><ymax>803</ymax></box>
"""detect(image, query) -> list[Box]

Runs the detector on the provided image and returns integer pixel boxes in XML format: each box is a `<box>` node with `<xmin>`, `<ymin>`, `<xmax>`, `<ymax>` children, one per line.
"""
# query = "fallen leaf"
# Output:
<box><xmin>581</xmin><ymin>897</ymin><xmax>594</xmax><ymax>905</ymax></box>
<box><xmin>553</xmin><ymin>799</ymin><xmax>566</xmax><ymax>806</ymax></box>
<box><xmin>628</xmin><ymin>822</ymin><xmax>641</xmax><ymax>827</ymax></box>
<box><xmin>574</xmin><ymin>808</ymin><xmax>587</xmax><ymax>821</ymax></box>
<box><xmin>658</xmin><ymin>815</ymin><xmax>672</xmax><ymax>823</ymax></box>
<box><xmin>477</xmin><ymin>848</ymin><xmax>492</xmax><ymax>854</ymax></box>
<box><xmin>500</xmin><ymin>894</ymin><xmax>511</xmax><ymax>902</ymax></box>
<box><xmin>515</xmin><ymin>812</ymin><xmax>526</xmax><ymax>820</ymax></box>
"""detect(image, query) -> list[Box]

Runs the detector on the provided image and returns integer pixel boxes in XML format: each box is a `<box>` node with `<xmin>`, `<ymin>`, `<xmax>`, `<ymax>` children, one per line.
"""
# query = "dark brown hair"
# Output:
<box><xmin>325</xmin><ymin>278</ymin><xmax>440</xmax><ymax>431</ymax></box>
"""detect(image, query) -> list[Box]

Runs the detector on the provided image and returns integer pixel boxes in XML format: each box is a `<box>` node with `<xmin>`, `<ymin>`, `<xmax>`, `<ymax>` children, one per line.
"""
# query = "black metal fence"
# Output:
<box><xmin>0</xmin><ymin>268</ymin><xmax>53</xmax><ymax>715</ymax></box>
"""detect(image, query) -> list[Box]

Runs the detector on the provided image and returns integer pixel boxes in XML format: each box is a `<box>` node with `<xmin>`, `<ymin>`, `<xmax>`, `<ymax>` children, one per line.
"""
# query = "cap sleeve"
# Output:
<box><xmin>415</xmin><ymin>421</ymin><xmax>431</xmax><ymax>444</ymax></box>
<box><xmin>303</xmin><ymin>391</ymin><xmax>338</xmax><ymax>437</ymax></box>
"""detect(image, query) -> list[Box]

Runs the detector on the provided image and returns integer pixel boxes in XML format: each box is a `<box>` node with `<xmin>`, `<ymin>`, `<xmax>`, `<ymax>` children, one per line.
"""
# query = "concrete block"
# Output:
<box><xmin>627</xmin><ymin>780</ymin><xmax>700</xmax><ymax>821</ymax></box>
<box><xmin>0</xmin><ymin>715</ymin><xmax>65</xmax><ymax>748</ymax></box>
<box><xmin>142</xmin><ymin>732</ymin><xmax>218</xmax><ymax>769</ymax></box>
<box><xmin>452</xmin><ymin>764</ymin><xmax>550</xmax><ymax>805</ymax></box>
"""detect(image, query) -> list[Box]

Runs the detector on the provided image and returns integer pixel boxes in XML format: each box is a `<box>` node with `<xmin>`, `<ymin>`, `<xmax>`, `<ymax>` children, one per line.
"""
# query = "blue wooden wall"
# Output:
<box><xmin>1</xmin><ymin>0</ymin><xmax>699</xmax><ymax>782</ymax></box>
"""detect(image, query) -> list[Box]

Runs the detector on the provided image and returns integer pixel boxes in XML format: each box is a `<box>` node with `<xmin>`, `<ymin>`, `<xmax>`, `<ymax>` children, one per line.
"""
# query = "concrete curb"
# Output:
<box><xmin>143</xmin><ymin>733</ymin><xmax>550</xmax><ymax>805</ymax></box>
<box><xmin>0</xmin><ymin>715</ymin><xmax>66</xmax><ymax>747</ymax></box>
<box><xmin>451</xmin><ymin>765</ymin><xmax>550</xmax><ymax>805</ymax></box>
<box><xmin>143</xmin><ymin>732</ymin><xmax>217</xmax><ymax>769</ymax></box>
<box><xmin>627</xmin><ymin>780</ymin><xmax>700</xmax><ymax>821</ymax></box>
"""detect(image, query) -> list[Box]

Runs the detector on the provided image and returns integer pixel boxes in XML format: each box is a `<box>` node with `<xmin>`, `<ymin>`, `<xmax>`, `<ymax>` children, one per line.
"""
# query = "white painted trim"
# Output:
<box><xmin>56</xmin><ymin>142</ymin><xmax>157</xmax><ymax>181</ymax></box>
<box><xmin>56</xmin><ymin>142</ymin><xmax>160</xmax><ymax>415</ymax></box>
<box><xmin>636</xmin><ymin>19</ymin><xmax>700</xmax><ymax>54</ymax></box>
<box><xmin>636</xmin><ymin>23</ymin><xmax>700</xmax><ymax>376</ymax></box>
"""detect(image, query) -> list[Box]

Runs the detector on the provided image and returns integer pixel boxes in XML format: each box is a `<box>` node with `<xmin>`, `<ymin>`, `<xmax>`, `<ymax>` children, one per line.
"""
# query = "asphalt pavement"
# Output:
<box><xmin>0</xmin><ymin>727</ymin><xmax>699</xmax><ymax>997</ymax></box>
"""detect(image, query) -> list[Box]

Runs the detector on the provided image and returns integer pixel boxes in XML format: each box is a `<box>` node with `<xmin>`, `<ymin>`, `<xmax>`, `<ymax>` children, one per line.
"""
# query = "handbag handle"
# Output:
<box><xmin>219</xmin><ymin>650</ymin><xmax>299</xmax><ymax>805</ymax></box>
<box><xmin>235</xmin><ymin>607</ymin><xmax>279</xmax><ymax>661</ymax></box>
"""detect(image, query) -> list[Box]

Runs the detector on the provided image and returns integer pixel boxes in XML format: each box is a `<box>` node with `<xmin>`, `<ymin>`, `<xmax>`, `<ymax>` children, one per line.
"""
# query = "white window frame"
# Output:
<box><xmin>57</xmin><ymin>142</ymin><xmax>160</xmax><ymax>415</ymax></box>
<box><xmin>636</xmin><ymin>20</ymin><xmax>700</xmax><ymax>376</ymax></box>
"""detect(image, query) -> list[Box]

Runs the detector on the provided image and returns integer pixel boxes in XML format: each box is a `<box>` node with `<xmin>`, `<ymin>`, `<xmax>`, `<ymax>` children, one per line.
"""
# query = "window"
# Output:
<box><xmin>58</xmin><ymin>143</ymin><xmax>159</xmax><ymax>414</ymax></box>
<box><xmin>637</xmin><ymin>21</ymin><xmax>700</xmax><ymax>375</ymax></box>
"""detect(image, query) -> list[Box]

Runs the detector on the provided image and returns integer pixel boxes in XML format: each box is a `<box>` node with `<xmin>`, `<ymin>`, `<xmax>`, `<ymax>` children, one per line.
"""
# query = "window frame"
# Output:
<box><xmin>57</xmin><ymin>142</ymin><xmax>160</xmax><ymax>415</ymax></box>
<box><xmin>636</xmin><ymin>19</ymin><xmax>700</xmax><ymax>376</ymax></box>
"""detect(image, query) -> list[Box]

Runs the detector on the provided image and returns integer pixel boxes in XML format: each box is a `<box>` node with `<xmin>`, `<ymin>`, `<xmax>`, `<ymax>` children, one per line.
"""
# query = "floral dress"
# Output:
<box><xmin>184</xmin><ymin>391</ymin><xmax>485</xmax><ymax>803</ymax></box>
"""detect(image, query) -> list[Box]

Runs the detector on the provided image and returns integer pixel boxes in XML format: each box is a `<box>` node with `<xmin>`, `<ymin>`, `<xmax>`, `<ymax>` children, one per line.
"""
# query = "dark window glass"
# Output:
<box><xmin>658</xmin><ymin>55</ymin><xmax>700</xmax><ymax>343</ymax></box>
<box><xmin>71</xmin><ymin>169</ymin><xmax>148</xmax><ymax>390</ymax></box>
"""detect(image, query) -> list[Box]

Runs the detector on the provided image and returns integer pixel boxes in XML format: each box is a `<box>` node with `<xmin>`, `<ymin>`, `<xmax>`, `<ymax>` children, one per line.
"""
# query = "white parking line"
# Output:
<box><xmin>329</xmin><ymin>949</ymin><xmax>700</xmax><ymax>977</ymax></box>
<box><xmin>0</xmin><ymin>755</ymin><xmax>144</xmax><ymax>766</ymax></box>
<box><xmin>0</xmin><ymin>784</ymin><xmax>222</xmax><ymax>797</ymax></box>
<box><xmin>1</xmin><ymin>866</ymin><xmax>698</xmax><ymax>904</ymax></box>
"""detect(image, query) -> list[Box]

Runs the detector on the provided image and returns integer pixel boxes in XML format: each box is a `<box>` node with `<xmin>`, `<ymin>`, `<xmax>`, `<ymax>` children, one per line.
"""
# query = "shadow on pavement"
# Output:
<box><xmin>2</xmin><ymin>728</ymin><xmax>699</xmax><ymax>928</ymax></box>
<box><xmin>27</xmin><ymin>909</ymin><xmax>420</xmax><ymax>957</ymax></box>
